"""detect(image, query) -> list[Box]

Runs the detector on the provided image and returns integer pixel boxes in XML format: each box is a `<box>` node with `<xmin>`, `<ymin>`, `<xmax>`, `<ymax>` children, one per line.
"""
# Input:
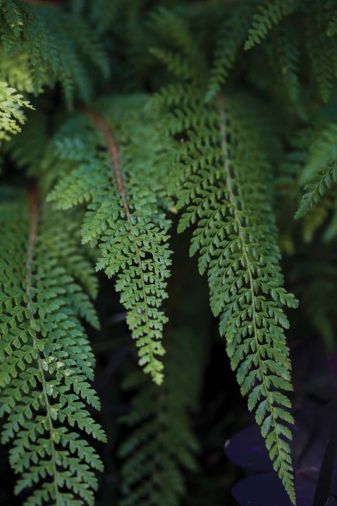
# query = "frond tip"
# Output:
<box><xmin>296</xmin><ymin>123</ymin><xmax>337</xmax><ymax>218</ymax></box>
<box><xmin>244</xmin><ymin>0</ymin><xmax>297</xmax><ymax>50</ymax></box>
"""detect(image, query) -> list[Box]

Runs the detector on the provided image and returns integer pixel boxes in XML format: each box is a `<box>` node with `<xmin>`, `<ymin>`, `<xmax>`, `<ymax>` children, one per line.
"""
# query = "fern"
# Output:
<box><xmin>119</xmin><ymin>326</ymin><xmax>206</xmax><ymax>506</ymax></box>
<box><xmin>0</xmin><ymin>48</ymin><xmax>34</xmax><ymax>93</ymax></box>
<box><xmin>267</xmin><ymin>24</ymin><xmax>302</xmax><ymax>111</ymax></box>
<box><xmin>153</xmin><ymin>85</ymin><xmax>298</xmax><ymax>503</ymax></box>
<box><xmin>0</xmin><ymin>186</ymin><xmax>105</xmax><ymax>505</ymax></box>
<box><xmin>4</xmin><ymin>1</ymin><xmax>337</xmax><ymax>504</ymax></box>
<box><xmin>296</xmin><ymin>123</ymin><xmax>337</xmax><ymax>218</ymax></box>
<box><xmin>0</xmin><ymin>80</ymin><xmax>33</xmax><ymax>143</ymax></box>
<box><xmin>46</xmin><ymin>97</ymin><xmax>172</xmax><ymax>384</ymax></box>
<box><xmin>306</xmin><ymin>25</ymin><xmax>336</xmax><ymax>103</ymax></box>
<box><xmin>206</xmin><ymin>5</ymin><xmax>252</xmax><ymax>101</ymax></box>
<box><xmin>0</xmin><ymin>0</ymin><xmax>109</xmax><ymax>105</ymax></box>
<box><xmin>245</xmin><ymin>0</ymin><xmax>298</xmax><ymax>50</ymax></box>
<box><xmin>149</xmin><ymin>7</ymin><xmax>205</xmax><ymax>85</ymax></box>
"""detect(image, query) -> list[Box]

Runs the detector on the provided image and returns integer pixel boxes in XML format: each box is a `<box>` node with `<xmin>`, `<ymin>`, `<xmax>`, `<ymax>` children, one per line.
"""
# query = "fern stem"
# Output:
<box><xmin>26</xmin><ymin>185</ymin><xmax>62</xmax><ymax>506</ymax></box>
<box><xmin>85</xmin><ymin>107</ymin><xmax>131</xmax><ymax>221</ymax></box>
<box><xmin>86</xmin><ymin>108</ymin><xmax>164</xmax><ymax>383</ymax></box>
<box><xmin>217</xmin><ymin>96</ymin><xmax>294</xmax><ymax>500</ymax></box>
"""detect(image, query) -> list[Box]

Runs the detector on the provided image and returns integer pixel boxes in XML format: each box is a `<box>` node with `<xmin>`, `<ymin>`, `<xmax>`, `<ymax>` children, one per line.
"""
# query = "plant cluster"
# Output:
<box><xmin>2</xmin><ymin>0</ymin><xmax>337</xmax><ymax>504</ymax></box>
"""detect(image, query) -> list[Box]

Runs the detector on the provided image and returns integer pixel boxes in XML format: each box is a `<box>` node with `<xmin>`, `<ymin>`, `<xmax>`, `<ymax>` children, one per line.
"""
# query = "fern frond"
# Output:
<box><xmin>47</xmin><ymin>97</ymin><xmax>172</xmax><ymax>384</ymax></box>
<box><xmin>268</xmin><ymin>24</ymin><xmax>302</xmax><ymax>111</ymax></box>
<box><xmin>206</xmin><ymin>5</ymin><xmax>252</xmax><ymax>101</ymax></box>
<box><xmin>0</xmin><ymin>186</ymin><xmax>104</xmax><ymax>505</ymax></box>
<box><xmin>306</xmin><ymin>25</ymin><xmax>336</xmax><ymax>103</ymax></box>
<box><xmin>119</xmin><ymin>326</ymin><xmax>205</xmax><ymax>506</ymax></box>
<box><xmin>327</xmin><ymin>9</ymin><xmax>337</xmax><ymax>36</ymax></box>
<box><xmin>0</xmin><ymin>80</ymin><xmax>33</xmax><ymax>143</ymax></box>
<box><xmin>71</xmin><ymin>0</ymin><xmax>122</xmax><ymax>33</ymax></box>
<box><xmin>149</xmin><ymin>7</ymin><xmax>205</xmax><ymax>85</ymax></box>
<box><xmin>296</xmin><ymin>123</ymin><xmax>337</xmax><ymax>218</ymax></box>
<box><xmin>153</xmin><ymin>86</ymin><xmax>297</xmax><ymax>503</ymax></box>
<box><xmin>0</xmin><ymin>48</ymin><xmax>34</xmax><ymax>93</ymax></box>
<box><xmin>245</xmin><ymin>0</ymin><xmax>298</xmax><ymax>50</ymax></box>
<box><xmin>0</xmin><ymin>0</ymin><xmax>109</xmax><ymax>105</ymax></box>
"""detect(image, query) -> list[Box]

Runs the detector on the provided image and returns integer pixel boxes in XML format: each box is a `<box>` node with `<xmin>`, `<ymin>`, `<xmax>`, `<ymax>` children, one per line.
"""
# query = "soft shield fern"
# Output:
<box><xmin>0</xmin><ymin>187</ymin><xmax>105</xmax><ymax>505</ymax></box>
<box><xmin>4</xmin><ymin>0</ymin><xmax>337</xmax><ymax>504</ymax></box>
<box><xmin>153</xmin><ymin>84</ymin><xmax>298</xmax><ymax>502</ymax></box>
<box><xmin>46</xmin><ymin>97</ymin><xmax>172</xmax><ymax>384</ymax></box>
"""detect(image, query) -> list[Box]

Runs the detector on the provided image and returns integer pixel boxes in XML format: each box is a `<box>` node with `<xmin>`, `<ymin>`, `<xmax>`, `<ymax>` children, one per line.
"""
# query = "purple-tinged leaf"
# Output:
<box><xmin>232</xmin><ymin>474</ymin><xmax>291</xmax><ymax>506</ymax></box>
<box><xmin>224</xmin><ymin>425</ymin><xmax>272</xmax><ymax>473</ymax></box>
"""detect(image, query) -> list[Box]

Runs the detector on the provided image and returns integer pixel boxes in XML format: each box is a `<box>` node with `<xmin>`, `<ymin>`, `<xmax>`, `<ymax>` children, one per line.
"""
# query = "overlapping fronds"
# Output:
<box><xmin>119</xmin><ymin>327</ymin><xmax>206</xmax><ymax>506</ymax></box>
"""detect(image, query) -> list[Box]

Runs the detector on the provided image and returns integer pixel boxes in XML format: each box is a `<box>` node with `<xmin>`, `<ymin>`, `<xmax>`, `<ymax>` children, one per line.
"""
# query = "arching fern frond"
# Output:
<box><xmin>0</xmin><ymin>186</ymin><xmax>105</xmax><ymax>505</ymax></box>
<box><xmin>153</xmin><ymin>86</ymin><xmax>298</xmax><ymax>503</ymax></box>
<box><xmin>47</xmin><ymin>97</ymin><xmax>172</xmax><ymax>384</ymax></box>
<box><xmin>245</xmin><ymin>0</ymin><xmax>298</xmax><ymax>50</ymax></box>
<box><xmin>119</xmin><ymin>326</ymin><xmax>206</xmax><ymax>506</ymax></box>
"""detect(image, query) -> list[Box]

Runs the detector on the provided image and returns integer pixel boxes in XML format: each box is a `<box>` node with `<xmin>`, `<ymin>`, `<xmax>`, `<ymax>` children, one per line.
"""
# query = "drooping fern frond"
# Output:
<box><xmin>245</xmin><ymin>0</ymin><xmax>298</xmax><ymax>50</ymax></box>
<box><xmin>0</xmin><ymin>186</ymin><xmax>105</xmax><ymax>505</ymax></box>
<box><xmin>119</xmin><ymin>326</ymin><xmax>206</xmax><ymax>506</ymax></box>
<box><xmin>46</xmin><ymin>97</ymin><xmax>172</xmax><ymax>384</ymax></box>
<box><xmin>296</xmin><ymin>123</ymin><xmax>337</xmax><ymax>218</ymax></box>
<box><xmin>0</xmin><ymin>80</ymin><xmax>33</xmax><ymax>143</ymax></box>
<box><xmin>153</xmin><ymin>86</ymin><xmax>298</xmax><ymax>503</ymax></box>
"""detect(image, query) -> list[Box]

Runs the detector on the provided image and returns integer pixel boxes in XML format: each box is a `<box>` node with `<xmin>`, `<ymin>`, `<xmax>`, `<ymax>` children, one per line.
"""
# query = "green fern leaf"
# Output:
<box><xmin>0</xmin><ymin>80</ymin><xmax>33</xmax><ymax>143</ymax></box>
<box><xmin>296</xmin><ymin>123</ymin><xmax>337</xmax><ymax>218</ymax></box>
<box><xmin>245</xmin><ymin>0</ymin><xmax>298</xmax><ymax>50</ymax></box>
<box><xmin>47</xmin><ymin>97</ymin><xmax>172</xmax><ymax>384</ymax></box>
<box><xmin>206</xmin><ymin>5</ymin><xmax>252</xmax><ymax>101</ymax></box>
<box><xmin>153</xmin><ymin>86</ymin><xmax>298</xmax><ymax>503</ymax></box>
<box><xmin>0</xmin><ymin>186</ymin><xmax>104</xmax><ymax>505</ymax></box>
<box><xmin>0</xmin><ymin>0</ymin><xmax>109</xmax><ymax>105</ymax></box>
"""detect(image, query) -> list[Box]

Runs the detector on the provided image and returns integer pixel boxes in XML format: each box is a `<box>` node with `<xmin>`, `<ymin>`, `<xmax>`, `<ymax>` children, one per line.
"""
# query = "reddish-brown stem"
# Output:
<box><xmin>85</xmin><ymin>107</ymin><xmax>131</xmax><ymax>221</ymax></box>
